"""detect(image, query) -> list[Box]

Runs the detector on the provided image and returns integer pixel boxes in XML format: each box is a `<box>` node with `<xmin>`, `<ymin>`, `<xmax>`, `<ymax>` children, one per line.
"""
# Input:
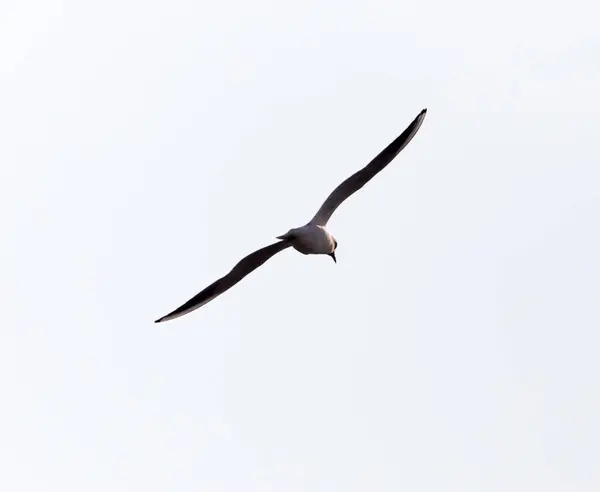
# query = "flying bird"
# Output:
<box><xmin>155</xmin><ymin>108</ymin><xmax>427</xmax><ymax>323</ymax></box>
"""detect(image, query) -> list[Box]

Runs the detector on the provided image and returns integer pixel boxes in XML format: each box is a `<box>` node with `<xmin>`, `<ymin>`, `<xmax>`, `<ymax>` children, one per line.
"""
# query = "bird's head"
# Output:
<box><xmin>328</xmin><ymin>238</ymin><xmax>338</xmax><ymax>263</ymax></box>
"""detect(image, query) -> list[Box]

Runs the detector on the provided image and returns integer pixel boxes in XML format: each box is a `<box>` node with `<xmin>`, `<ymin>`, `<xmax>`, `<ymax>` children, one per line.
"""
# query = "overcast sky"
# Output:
<box><xmin>2</xmin><ymin>0</ymin><xmax>599</xmax><ymax>490</ymax></box>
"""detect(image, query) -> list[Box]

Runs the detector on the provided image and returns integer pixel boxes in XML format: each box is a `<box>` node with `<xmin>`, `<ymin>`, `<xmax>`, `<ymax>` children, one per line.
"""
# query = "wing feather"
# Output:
<box><xmin>310</xmin><ymin>108</ymin><xmax>427</xmax><ymax>226</ymax></box>
<box><xmin>154</xmin><ymin>240</ymin><xmax>291</xmax><ymax>323</ymax></box>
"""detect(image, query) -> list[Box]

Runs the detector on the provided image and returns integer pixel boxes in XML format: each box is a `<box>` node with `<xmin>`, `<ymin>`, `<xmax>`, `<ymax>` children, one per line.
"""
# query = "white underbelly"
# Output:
<box><xmin>290</xmin><ymin>225</ymin><xmax>333</xmax><ymax>255</ymax></box>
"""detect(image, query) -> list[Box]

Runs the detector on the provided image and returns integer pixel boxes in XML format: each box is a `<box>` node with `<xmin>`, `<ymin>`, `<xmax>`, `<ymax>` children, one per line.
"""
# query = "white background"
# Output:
<box><xmin>2</xmin><ymin>0</ymin><xmax>599</xmax><ymax>490</ymax></box>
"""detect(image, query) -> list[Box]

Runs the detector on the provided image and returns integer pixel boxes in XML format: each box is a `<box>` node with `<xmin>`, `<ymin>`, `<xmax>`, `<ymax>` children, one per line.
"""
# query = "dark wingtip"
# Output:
<box><xmin>154</xmin><ymin>317</ymin><xmax>165</xmax><ymax>323</ymax></box>
<box><xmin>420</xmin><ymin>108</ymin><xmax>427</xmax><ymax>115</ymax></box>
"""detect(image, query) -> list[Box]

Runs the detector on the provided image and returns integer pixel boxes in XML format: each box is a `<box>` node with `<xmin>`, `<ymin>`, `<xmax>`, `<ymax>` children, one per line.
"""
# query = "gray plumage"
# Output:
<box><xmin>155</xmin><ymin>108</ymin><xmax>427</xmax><ymax>323</ymax></box>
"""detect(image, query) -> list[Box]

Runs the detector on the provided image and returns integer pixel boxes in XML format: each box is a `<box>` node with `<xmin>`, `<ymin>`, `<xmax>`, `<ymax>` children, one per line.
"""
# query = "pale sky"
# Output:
<box><xmin>2</xmin><ymin>0</ymin><xmax>599</xmax><ymax>490</ymax></box>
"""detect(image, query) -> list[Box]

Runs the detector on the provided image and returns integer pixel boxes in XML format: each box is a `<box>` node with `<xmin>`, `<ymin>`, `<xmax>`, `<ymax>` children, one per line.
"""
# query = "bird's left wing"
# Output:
<box><xmin>154</xmin><ymin>240</ymin><xmax>292</xmax><ymax>323</ymax></box>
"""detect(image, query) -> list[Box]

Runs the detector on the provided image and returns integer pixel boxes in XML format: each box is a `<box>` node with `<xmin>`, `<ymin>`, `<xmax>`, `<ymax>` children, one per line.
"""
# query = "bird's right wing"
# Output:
<box><xmin>309</xmin><ymin>108</ymin><xmax>427</xmax><ymax>226</ymax></box>
<box><xmin>155</xmin><ymin>240</ymin><xmax>292</xmax><ymax>323</ymax></box>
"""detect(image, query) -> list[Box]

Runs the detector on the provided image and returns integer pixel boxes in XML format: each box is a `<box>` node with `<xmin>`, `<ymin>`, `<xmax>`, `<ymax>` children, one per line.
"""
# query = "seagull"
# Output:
<box><xmin>155</xmin><ymin>108</ymin><xmax>427</xmax><ymax>323</ymax></box>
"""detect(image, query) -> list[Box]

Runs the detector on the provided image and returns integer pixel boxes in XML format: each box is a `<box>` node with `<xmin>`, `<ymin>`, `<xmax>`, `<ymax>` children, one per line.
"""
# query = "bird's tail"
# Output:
<box><xmin>276</xmin><ymin>231</ymin><xmax>294</xmax><ymax>241</ymax></box>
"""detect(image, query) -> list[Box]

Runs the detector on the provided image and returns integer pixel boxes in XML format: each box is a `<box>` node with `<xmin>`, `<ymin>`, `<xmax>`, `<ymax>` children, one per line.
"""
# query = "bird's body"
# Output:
<box><xmin>277</xmin><ymin>224</ymin><xmax>336</xmax><ymax>256</ymax></box>
<box><xmin>154</xmin><ymin>108</ymin><xmax>427</xmax><ymax>323</ymax></box>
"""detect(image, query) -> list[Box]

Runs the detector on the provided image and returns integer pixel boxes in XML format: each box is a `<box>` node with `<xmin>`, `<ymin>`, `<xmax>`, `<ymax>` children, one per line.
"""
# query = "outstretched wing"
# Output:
<box><xmin>154</xmin><ymin>240</ymin><xmax>292</xmax><ymax>323</ymax></box>
<box><xmin>310</xmin><ymin>108</ymin><xmax>427</xmax><ymax>226</ymax></box>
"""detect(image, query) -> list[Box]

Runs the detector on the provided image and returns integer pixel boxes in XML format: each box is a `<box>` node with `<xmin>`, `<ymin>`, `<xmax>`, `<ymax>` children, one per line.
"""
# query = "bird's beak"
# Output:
<box><xmin>329</xmin><ymin>252</ymin><xmax>337</xmax><ymax>263</ymax></box>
